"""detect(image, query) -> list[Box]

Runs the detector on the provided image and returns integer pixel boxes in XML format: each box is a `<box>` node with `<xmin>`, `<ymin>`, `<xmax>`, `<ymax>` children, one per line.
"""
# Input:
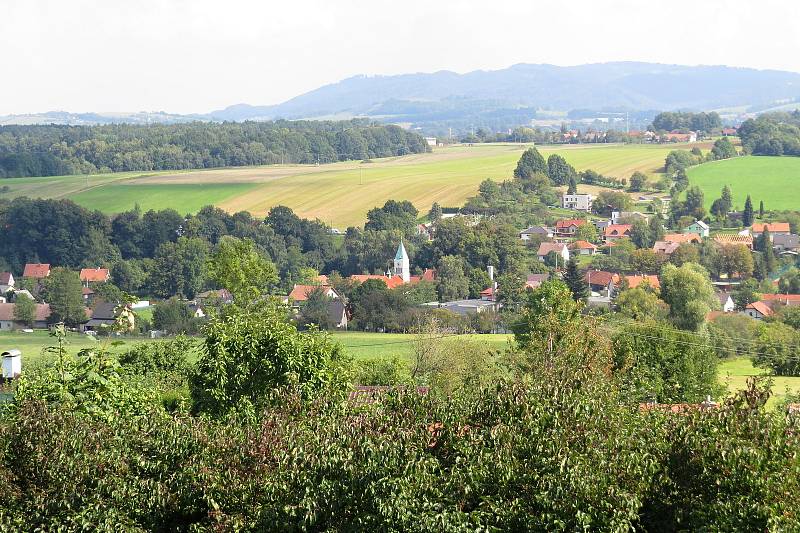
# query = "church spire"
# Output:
<box><xmin>393</xmin><ymin>240</ymin><xmax>410</xmax><ymax>282</ymax></box>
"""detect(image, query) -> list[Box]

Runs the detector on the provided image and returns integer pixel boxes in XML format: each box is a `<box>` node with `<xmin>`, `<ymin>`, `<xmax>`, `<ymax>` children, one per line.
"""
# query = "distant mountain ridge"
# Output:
<box><xmin>4</xmin><ymin>62</ymin><xmax>800</xmax><ymax>131</ymax></box>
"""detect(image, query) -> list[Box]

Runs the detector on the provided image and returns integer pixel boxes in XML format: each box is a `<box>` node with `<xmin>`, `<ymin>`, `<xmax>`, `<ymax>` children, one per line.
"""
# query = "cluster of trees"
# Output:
<box><xmin>458</xmin><ymin>125</ymin><xmax>635</xmax><ymax>145</ymax></box>
<box><xmin>651</xmin><ymin>111</ymin><xmax>722</xmax><ymax>132</ymax></box>
<box><xmin>738</xmin><ymin>110</ymin><xmax>800</xmax><ymax>156</ymax></box>
<box><xmin>0</xmin><ymin>120</ymin><xmax>430</xmax><ymax>178</ymax></box>
<box><xmin>2</xmin><ymin>282</ymin><xmax>798</xmax><ymax>529</ymax></box>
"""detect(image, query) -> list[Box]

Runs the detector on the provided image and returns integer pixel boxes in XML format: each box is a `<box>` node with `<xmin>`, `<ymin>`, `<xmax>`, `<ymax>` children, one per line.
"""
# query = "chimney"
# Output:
<box><xmin>487</xmin><ymin>265</ymin><xmax>494</xmax><ymax>281</ymax></box>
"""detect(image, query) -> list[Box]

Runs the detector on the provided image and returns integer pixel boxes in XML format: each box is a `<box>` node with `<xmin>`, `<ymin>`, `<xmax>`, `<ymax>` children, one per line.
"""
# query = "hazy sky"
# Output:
<box><xmin>2</xmin><ymin>0</ymin><xmax>800</xmax><ymax>115</ymax></box>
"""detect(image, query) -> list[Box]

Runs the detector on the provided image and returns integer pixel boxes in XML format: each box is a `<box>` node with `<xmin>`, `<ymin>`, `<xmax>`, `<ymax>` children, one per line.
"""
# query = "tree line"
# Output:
<box><xmin>738</xmin><ymin>110</ymin><xmax>800</xmax><ymax>156</ymax></box>
<box><xmin>650</xmin><ymin>111</ymin><xmax>722</xmax><ymax>132</ymax></box>
<box><xmin>0</xmin><ymin>119</ymin><xmax>429</xmax><ymax>178</ymax></box>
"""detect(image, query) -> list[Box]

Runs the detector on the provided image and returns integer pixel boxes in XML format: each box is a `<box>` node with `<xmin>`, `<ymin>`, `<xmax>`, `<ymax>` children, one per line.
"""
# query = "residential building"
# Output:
<box><xmin>602</xmin><ymin>224</ymin><xmax>632</xmax><ymax>243</ymax></box>
<box><xmin>519</xmin><ymin>226</ymin><xmax>553</xmax><ymax>241</ymax></box>
<box><xmin>408</xmin><ymin>269</ymin><xmax>437</xmax><ymax>284</ymax></box>
<box><xmin>584</xmin><ymin>270</ymin><xmax>619</xmax><ymax>296</ymax></box>
<box><xmin>327</xmin><ymin>299</ymin><xmax>348</xmax><ymax>329</ymax></box>
<box><xmin>79</xmin><ymin>267</ymin><xmax>110</xmax><ymax>286</ymax></box>
<box><xmin>611</xmin><ymin>211</ymin><xmax>649</xmax><ymax>225</ymax></box>
<box><xmin>22</xmin><ymin>263</ymin><xmax>50</xmax><ymax>279</ymax></box>
<box><xmin>350</xmin><ymin>274</ymin><xmax>406</xmax><ymax>289</ymax></box>
<box><xmin>536</xmin><ymin>242</ymin><xmax>570</xmax><ymax>263</ymax></box>
<box><xmin>555</xmin><ymin>219</ymin><xmax>587</xmax><ymax>238</ymax></box>
<box><xmin>713</xmin><ymin>234</ymin><xmax>753</xmax><ymax>250</ymax></box>
<box><xmin>525</xmin><ymin>273</ymin><xmax>549</xmax><ymax>290</ymax></box>
<box><xmin>0</xmin><ymin>273</ymin><xmax>14</xmax><ymax>294</ymax></box>
<box><xmin>561</xmin><ymin>193</ymin><xmax>594</xmax><ymax>212</ymax></box>
<box><xmin>653</xmin><ymin>241</ymin><xmax>681</xmax><ymax>255</ymax></box>
<box><xmin>760</xmin><ymin>294</ymin><xmax>800</xmax><ymax>307</ymax></box>
<box><xmin>81</xmin><ymin>302</ymin><xmax>134</xmax><ymax>333</ymax></box>
<box><xmin>718</xmin><ymin>292</ymin><xmax>735</xmax><ymax>313</ymax></box>
<box><xmin>742</xmin><ymin>301</ymin><xmax>773</xmax><ymax>320</ymax></box>
<box><xmin>288</xmin><ymin>284</ymin><xmax>340</xmax><ymax>306</ymax></box>
<box><xmin>663</xmin><ymin>232</ymin><xmax>702</xmax><ymax>244</ymax></box>
<box><xmin>0</xmin><ymin>303</ymin><xmax>51</xmax><ymax>330</ymax></box>
<box><xmin>416</xmin><ymin>223</ymin><xmax>434</xmax><ymax>240</ymax></box>
<box><xmin>431</xmin><ymin>299</ymin><xmax>497</xmax><ymax>316</ymax></box>
<box><xmin>773</xmin><ymin>234</ymin><xmax>800</xmax><ymax>253</ymax></box>
<box><xmin>569</xmin><ymin>240</ymin><xmax>598</xmax><ymax>256</ymax></box>
<box><xmin>623</xmin><ymin>274</ymin><xmax>660</xmax><ymax>290</ymax></box>
<box><xmin>195</xmin><ymin>289</ymin><xmax>234</xmax><ymax>305</ymax></box>
<box><xmin>662</xmin><ymin>131</ymin><xmax>697</xmax><ymax>143</ymax></box>
<box><xmin>750</xmin><ymin>222</ymin><xmax>791</xmax><ymax>237</ymax></box>
<box><xmin>424</xmin><ymin>137</ymin><xmax>437</xmax><ymax>147</ymax></box>
<box><xmin>683</xmin><ymin>220</ymin><xmax>710</xmax><ymax>238</ymax></box>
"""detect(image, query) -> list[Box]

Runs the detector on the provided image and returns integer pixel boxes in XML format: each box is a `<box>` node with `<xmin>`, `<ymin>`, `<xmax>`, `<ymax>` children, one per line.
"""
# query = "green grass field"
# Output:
<box><xmin>330</xmin><ymin>331</ymin><xmax>512</xmax><ymax>361</ymax></box>
<box><xmin>718</xmin><ymin>357</ymin><xmax>800</xmax><ymax>408</ymax></box>
<box><xmin>0</xmin><ymin>143</ymin><xmax>691</xmax><ymax>228</ymax></box>
<box><xmin>687</xmin><ymin>156</ymin><xmax>800</xmax><ymax>211</ymax></box>
<box><xmin>0</xmin><ymin>330</ymin><xmax>151</xmax><ymax>365</ymax></box>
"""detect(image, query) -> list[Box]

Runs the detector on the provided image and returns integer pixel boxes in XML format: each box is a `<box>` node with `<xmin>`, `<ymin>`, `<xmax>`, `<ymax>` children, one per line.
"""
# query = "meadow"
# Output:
<box><xmin>0</xmin><ymin>142</ymin><xmax>690</xmax><ymax>228</ymax></box>
<box><xmin>5</xmin><ymin>330</ymin><xmax>795</xmax><ymax>408</ymax></box>
<box><xmin>687</xmin><ymin>155</ymin><xmax>800</xmax><ymax>211</ymax></box>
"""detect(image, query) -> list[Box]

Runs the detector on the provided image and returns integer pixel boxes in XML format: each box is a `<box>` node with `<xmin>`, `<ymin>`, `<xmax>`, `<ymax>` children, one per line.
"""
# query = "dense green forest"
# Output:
<box><xmin>738</xmin><ymin>110</ymin><xmax>800</xmax><ymax>156</ymax></box>
<box><xmin>0</xmin><ymin>120</ymin><xmax>429</xmax><ymax>178</ymax></box>
<box><xmin>650</xmin><ymin>111</ymin><xmax>721</xmax><ymax>132</ymax></box>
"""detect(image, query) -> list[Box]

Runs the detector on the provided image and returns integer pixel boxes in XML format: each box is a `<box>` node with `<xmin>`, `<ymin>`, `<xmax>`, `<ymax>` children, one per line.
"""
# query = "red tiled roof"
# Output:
<box><xmin>603</xmin><ymin>224</ymin><xmax>632</xmax><ymax>237</ymax></box>
<box><xmin>555</xmin><ymin>219</ymin><xmax>587</xmax><ymax>230</ymax></box>
<box><xmin>23</xmin><ymin>263</ymin><xmax>50</xmax><ymax>278</ymax></box>
<box><xmin>537</xmin><ymin>242</ymin><xmax>568</xmax><ymax>256</ymax></box>
<box><xmin>0</xmin><ymin>272</ymin><xmax>12</xmax><ymax>284</ymax></box>
<box><xmin>714</xmin><ymin>234</ymin><xmax>753</xmax><ymax>247</ymax></box>
<box><xmin>350</xmin><ymin>274</ymin><xmax>406</xmax><ymax>289</ymax></box>
<box><xmin>480</xmin><ymin>287</ymin><xmax>494</xmax><ymax>296</ymax></box>
<box><xmin>82</xmin><ymin>287</ymin><xmax>95</xmax><ymax>295</ymax></box>
<box><xmin>752</xmin><ymin>222</ymin><xmax>790</xmax><ymax>234</ymax></box>
<box><xmin>746</xmin><ymin>301</ymin><xmax>773</xmax><ymax>317</ymax></box>
<box><xmin>79</xmin><ymin>267</ymin><xmax>110</xmax><ymax>283</ymax></box>
<box><xmin>663</xmin><ymin>233</ymin><xmax>701</xmax><ymax>244</ymax></box>
<box><xmin>653</xmin><ymin>241</ymin><xmax>681</xmax><ymax>255</ymax></box>
<box><xmin>584</xmin><ymin>270</ymin><xmax>619</xmax><ymax>287</ymax></box>
<box><xmin>288</xmin><ymin>284</ymin><xmax>334</xmax><ymax>302</ymax></box>
<box><xmin>625</xmin><ymin>274</ymin><xmax>660</xmax><ymax>290</ymax></box>
<box><xmin>570</xmin><ymin>240</ymin><xmax>597</xmax><ymax>250</ymax></box>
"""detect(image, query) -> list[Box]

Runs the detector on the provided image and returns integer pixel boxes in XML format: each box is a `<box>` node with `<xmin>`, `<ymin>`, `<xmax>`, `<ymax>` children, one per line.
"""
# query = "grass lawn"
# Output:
<box><xmin>0</xmin><ymin>330</ymin><xmax>153</xmax><ymax>366</ymax></box>
<box><xmin>687</xmin><ymin>155</ymin><xmax>800</xmax><ymax>212</ymax></box>
<box><xmin>1</xmin><ymin>142</ymin><xmax>692</xmax><ymax>228</ymax></box>
<box><xmin>718</xmin><ymin>356</ymin><xmax>800</xmax><ymax>408</ymax></box>
<box><xmin>330</xmin><ymin>331</ymin><xmax>512</xmax><ymax>361</ymax></box>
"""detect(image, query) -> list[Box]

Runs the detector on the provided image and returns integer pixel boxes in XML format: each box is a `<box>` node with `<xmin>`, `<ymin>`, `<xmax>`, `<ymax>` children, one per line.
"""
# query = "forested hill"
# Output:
<box><xmin>0</xmin><ymin>120</ymin><xmax>429</xmax><ymax>178</ymax></box>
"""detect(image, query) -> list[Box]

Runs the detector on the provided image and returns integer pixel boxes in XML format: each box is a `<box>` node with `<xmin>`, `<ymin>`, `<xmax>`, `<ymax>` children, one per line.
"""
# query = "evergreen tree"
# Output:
<box><xmin>563</xmin><ymin>258</ymin><xmax>589</xmax><ymax>301</ymax></box>
<box><xmin>428</xmin><ymin>202</ymin><xmax>443</xmax><ymax>223</ymax></box>
<box><xmin>567</xmin><ymin>174</ymin><xmax>578</xmax><ymax>195</ymax></box>
<box><xmin>648</xmin><ymin>215</ymin><xmax>665</xmax><ymax>243</ymax></box>
<box><xmin>760</xmin><ymin>229</ymin><xmax>777</xmax><ymax>274</ymax></box>
<box><xmin>759</xmin><ymin>200</ymin><xmax>765</xmax><ymax>219</ymax></box>
<box><xmin>743</xmin><ymin>195</ymin><xmax>754</xmax><ymax>227</ymax></box>
<box><xmin>513</xmin><ymin>148</ymin><xmax>547</xmax><ymax>179</ymax></box>
<box><xmin>721</xmin><ymin>185</ymin><xmax>733</xmax><ymax>213</ymax></box>
<box><xmin>546</xmin><ymin>154</ymin><xmax>576</xmax><ymax>186</ymax></box>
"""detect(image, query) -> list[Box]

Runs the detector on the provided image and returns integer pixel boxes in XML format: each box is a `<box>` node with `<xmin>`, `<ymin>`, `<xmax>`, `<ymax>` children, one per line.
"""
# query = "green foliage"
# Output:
<box><xmin>546</xmin><ymin>153</ymin><xmax>576</xmax><ymax>185</ymax></box>
<box><xmin>612</xmin><ymin>322</ymin><xmax>722</xmax><ymax>402</ymax></box>
<box><xmin>149</xmin><ymin>236</ymin><xmax>210</xmax><ymax>299</ymax></box>
<box><xmin>365</xmin><ymin>199</ymin><xmax>419</xmax><ymax>236</ymax></box>
<box><xmin>563</xmin><ymin>258</ymin><xmax>588</xmax><ymax>301</ymax></box>
<box><xmin>206</xmin><ymin>236</ymin><xmax>278</xmax><ymax>302</ymax></box>
<box><xmin>152</xmin><ymin>298</ymin><xmax>204</xmax><ymax>334</ymax></box>
<box><xmin>436</xmin><ymin>255</ymin><xmax>469</xmax><ymax>302</ymax></box>
<box><xmin>738</xmin><ymin>110</ymin><xmax>800</xmax><ymax>156</ymax></box>
<box><xmin>743</xmin><ymin>195</ymin><xmax>755</xmax><ymax>227</ymax></box>
<box><xmin>628</xmin><ymin>171</ymin><xmax>647</xmax><ymax>192</ymax></box>
<box><xmin>354</xmin><ymin>357</ymin><xmax>411</xmax><ymax>386</ymax></box>
<box><xmin>660</xmin><ymin>262</ymin><xmax>718</xmax><ymax>331</ymax></box>
<box><xmin>711</xmin><ymin>136</ymin><xmax>737</xmax><ymax>160</ymax></box>
<box><xmin>752</xmin><ymin>321</ymin><xmax>800</xmax><ymax>376</ymax></box>
<box><xmin>12</xmin><ymin>293</ymin><xmax>35</xmax><ymax>327</ymax></box>
<box><xmin>513</xmin><ymin>147</ymin><xmax>547</xmax><ymax>179</ymax></box>
<box><xmin>732</xmin><ymin>278</ymin><xmax>760</xmax><ymax>310</ymax></box>
<box><xmin>592</xmin><ymin>190</ymin><xmax>633</xmax><ymax>216</ymax></box>
<box><xmin>117</xmin><ymin>336</ymin><xmax>197</xmax><ymax>389</ymax></box>
<box><xmin>190</xmin><ymin>305</ymin><xmax>352</xmax><ymax>415</ymax></box>
<box><xmin>615</xmin><ymin>287</ymin><xmax>669</xmax><ymax>322</ymax></box>
<box><xmin>652</xmin><ymin>111</ymin><xmax>721</xmax><ymax>132</ymax></box>
<box><xmin>43</xmin><ymin>267</ymin><xmax>86</xmax><ymax>327</ymax></box>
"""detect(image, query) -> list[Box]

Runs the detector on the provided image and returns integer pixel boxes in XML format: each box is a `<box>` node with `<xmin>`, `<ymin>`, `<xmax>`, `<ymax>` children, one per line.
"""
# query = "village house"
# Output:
<box><xmin>773</xmin><ymin>234</ymin><xmax>800</xmax><ymax>254</ymax></box>
<box><xmin>79</xmin><ymin>267</ymin><xmax>110</xmax><ymax>286</ymax></box>
<box><xmin>584</xmin><ymin>270</ymin><xmax>619</xmax><ymax>296</ymax></box>
<box><xmin>22</xmin><ymin>263</ymin><xmax>50</xmax><ymax>280</ymax></box>
<box><xmin>721</xmin><ymin>127</ymin><xmax>738</xmax><ymax>136</ymax></box>
<box><xmin>662</xmin><ymin>131</ymin><xmax>697</xmax><ymax>143</ymax></box>
<box><xmin>195</xmin><ymin>289</ymin><xmax>234</xmax><ymax>305</ymax></box>
<box><xmin>555</xmin><ymin>219</ymin><xmax>587</xmax><ymax>238</ymax></box>
<box><xmin>569</xmin><ymin>240</ymin><xmax>598</xmax><ymax>256</ymax></box>
<box><xmin>81</xmin><ymin>302</ymin><xmax>134</xmax><ymax>333</ymax></box>
<box><xmin>713</xmin><ymin>234</ymin><xmax>753</xmax><ymax>250</ymax></box>
<box><xmin>718</xmin><ymin>292</ymin><xmax>735</xmax><ymax>313</ymax></box>
<box><xmin>416</xmin><ymin>223</ymin><xmax>434</xmax><ymax>240</ymax></box>
<box><xmin>287</xmin><ymin>284</ymin><xmax>340</xmax><ymax>307</ymax></box>
<box><xmin>760</xmin><ymin>293</ymin><xmax>800</xmax><ymax>307</ymax></box>
<box><xmin>561</xmin><ymin>193</ymin><xmax>594</xmax><ymax>212</ymax></box>
<box><xmin>82</xmin><ymin>286</ymin><xmax>96</xmax><ymax>304</ymax></box>
<box><xmin>663</xmin><ymin>232</ymin><xmax>702</xmax><ymax>244</ymax></box>
<box><xmin>683</xmin><ymin>220</ymin><xmax>710</xmax><ymax>238</ymax></box>
<box><xmin>602</xmin><ymin>224</ymin><xmax>632</xmax><ymax>243</ymax></box>
<box><xmin>0</xmin><ymin>273</ymin><xmax>14</xmax><ymax>294</ymax></box>
<box><xmin>536</xmin><ymin>242</ymin><xmax>570</xmax><ymax>264</ymax></box>
<box><xmin>348</xmin><ymin>243</ymin><xmax>436</xmax><ymax>289</ymax></box>
<box><xmin>748</xmin><ymin>222</ymin><xmax>791</xmax><ymax>238</ymax></box>
<box><xmin>742</xmin><ymin>301</ymin><xmax>773</xmax><ymax>320</ymax></box>
<box><xmin>622</xmin><ymin>274</ymin><xmax>660</xmax><ymax>291</ymax></box>
<box><xmin>0</xmin><ymin>303</ymin><xmax>51</xmax><ymax>330</ymax></box>
<box><xmin>611</xmin><ymin>211</ymin><xmax>649</xmax><ymax>225</ymax></box>
<box><xmin>525</xmin><ymin>273</ymin><xmax>549</xmax><ymax>290</ymax></box>
<box><xmin>519</xmin><ymin>225</ymin><xmax>553</xmax><ymax>242</ymax></box>
<box><xmin>652</xmin><ymin>241</ymin><xmax>681</xmax><ymax>255</ymax></box>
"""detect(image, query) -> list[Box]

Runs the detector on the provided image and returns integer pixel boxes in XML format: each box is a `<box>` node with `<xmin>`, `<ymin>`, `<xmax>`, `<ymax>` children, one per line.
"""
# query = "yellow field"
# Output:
<box><xmin>1</xmin><ymin>142</ymin><xmax>696</xmax><ymax>228</ymax></box>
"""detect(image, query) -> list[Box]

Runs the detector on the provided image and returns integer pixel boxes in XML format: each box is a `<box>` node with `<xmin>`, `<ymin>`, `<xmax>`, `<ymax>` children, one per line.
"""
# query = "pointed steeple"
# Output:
<box><xmin>393</xmin><ymin>240</ymin><xmax>410</xmax><ymax>282</ymax></box>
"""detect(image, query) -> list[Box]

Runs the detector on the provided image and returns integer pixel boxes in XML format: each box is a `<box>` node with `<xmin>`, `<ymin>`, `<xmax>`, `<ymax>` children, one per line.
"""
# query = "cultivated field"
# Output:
<box><xmin>1</xmin><ymin>143</ymin><xmax>692</xmax><ymax>228</ymax></box>
<box><xmin>687</xmin><ymin>155</ymin><xmax>800</xmax><ymax>211</ymax></box>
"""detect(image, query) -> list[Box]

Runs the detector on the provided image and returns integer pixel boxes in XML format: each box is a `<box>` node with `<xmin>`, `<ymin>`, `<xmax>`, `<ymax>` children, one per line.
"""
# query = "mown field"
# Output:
<box><xmin>4</xmin><ymin>330</ymin><xmax>795</xmax><ymax>407</ymax></box>
<box><xmin>687</xmin><ymin>155</ymin><xmax>800</xmax><ymax>211</ymax></box>
<box><xmin>0</xmin><ymin>143</ymin><xmax>692</xmax><ymax>228</ymax></box>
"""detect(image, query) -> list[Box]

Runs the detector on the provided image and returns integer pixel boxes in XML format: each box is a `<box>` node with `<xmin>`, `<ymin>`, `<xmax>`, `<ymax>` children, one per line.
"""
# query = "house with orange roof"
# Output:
<box><xmin>569</xmin><ymin>240</ymin><xmax>598</xmax><ymax>256</ymax></box>
<box><xmin>22</xmin><ymin>263</ymin><xmax>50</xmax><ymax>279</ymax></box>
<box><xmin>79</xmin><ymin>267</ymin><xmax>110</xmax><ymax>286</ymax></box>
<box><xmin>288</xmin><ymin>284</ymin><xmax>339</xmax><ymax>303</ymax></box>
<box><xmin>750</xmin><ymin>222</ymin><xmax>791</xmax><ymax>238</ymax></box>
<box><xmin>742</xmin><ymin>301</ymin><xmax>773</xmax><ymax>320</ymax></box>
<box><xmin>713</xmin><ymin>234</ymin><xmax>753</xmax><ymax>250</ymax></box>
<box><xmin>554</xmin><ymin>219</ymin><xmax>587</xmax><ymax>238</ymax></box>
<box><xmin>653</xmin><ymin>241</ymin><xmax>681</xmax><ymax>255</ymax></box>
<box><xmin>602</xmin><ymin>224</ymin><xmax>632</xmax><ymax>243</ymax></box>
<box><xmin>408</xmin><ymin>268</ymin><xmax>436</xmax><ymax>284</ymax></box>
<box><xmin>760</xmin><ymin>293</ymin><xmax>800</xmax><ymax>307</ymax></box>
<box><xmin>662</xmin><ymin>131</ymin><xmax>697</xmax><ymax>143</ymax></box>
<box><xmin>623</xmin><ymin>274</ymin><xmax>660</xmax><ymax>290</ymax></box>
<box><xmin>663</xmin><ymin>232</ymin><xmax>702</xmax><ymax>244</ymax></box>
<box><xmin>584</xmin><ymin>270</ymin><xmax>619</xmax><ymax>296</ymax></box>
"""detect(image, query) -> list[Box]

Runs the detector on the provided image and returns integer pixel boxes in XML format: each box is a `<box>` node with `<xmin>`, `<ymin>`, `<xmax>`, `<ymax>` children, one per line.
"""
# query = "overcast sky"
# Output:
<box><xmin>2</xmin><ymin>0</ymin><xmax>799</xmax><ymax>115</ymax></box>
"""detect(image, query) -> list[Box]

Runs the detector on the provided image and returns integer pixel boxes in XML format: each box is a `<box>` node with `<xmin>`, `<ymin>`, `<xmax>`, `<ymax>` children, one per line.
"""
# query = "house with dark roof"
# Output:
<box><xmin>22</xmin><ymin>263</ymin><xmax>50</xmax><ymax>279</ymax></box>
<box><xmin>584</xmin><ymin>270</ymin><xmax>619</xmax><ymax>296</ymax></box>
<box><xmin>773</xmin><ymin>234</ymin><xmax>800</xmax><ymax>253</ymax></box>
<box><xmin>195</xmin><ymin>289</ymin><xmax>234</xmax><ymax>305</ymax></box>
<box><xmin>0</xmin><ymin>272</ymin><xmax>14</xmax><ymax>294</ymax></box>
<box><xmin>0</xmin><ymin>303</ymin><xmax>51</xmax><ymax>330</ymax></box>
<box><xmin>80</xmin><ymin>302</ymin><xmax>134</xmax><ymax>333</ymax></box>
<box><xmin>554</xmin><ymin>219</ymin><xmax>587</xmax><ymax>238</ymax></box>
<box><xmin>525</xmin><ymin>273</ymin><xmax>549</xmax><ymax>290</ymax></box>
<box><xmin>519</xmin><ymin>225</ymin><xmax>553</xmax><ymax>241</ymax></box>
<box><xmin>653</xmin><ymin>241</ymin><xmax>681</xmax><ymax>255</ymax></box>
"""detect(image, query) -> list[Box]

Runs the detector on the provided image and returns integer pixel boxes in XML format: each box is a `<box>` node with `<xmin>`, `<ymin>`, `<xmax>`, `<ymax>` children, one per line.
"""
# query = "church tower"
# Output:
<box><xmin>393</xmin><ymin>240</ymin><xmax>410</xmax><ymax>282</ymax></box>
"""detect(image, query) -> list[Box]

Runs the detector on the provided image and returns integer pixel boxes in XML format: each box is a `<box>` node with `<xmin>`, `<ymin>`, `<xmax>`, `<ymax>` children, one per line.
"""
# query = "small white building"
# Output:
<box><xmin>561</xmin><ymin>194</ymin><xmax>594</xmax><ymax>212</ymax></box>
<box><xmin>0</xmin><ymin>272</ymin><xmax>14</xmax><ymax>294</ymax></box>
<box><xmin>742</xmin><ymin>301</ymin><xmax>773</xmax><ymax>320</ymax></box>
<box><xmin>537</xmin><ymin>242</ymin><xmax>570</xmax><ymax>263</ymax></box>
<box><xmin>424</xmin><ymin>137</ymin><xmax>437</xmax><ymax>147</ymax></box>
<box><xmin>1</xmin><ymin>349</ymin><xmax>21</xmax><ymax>379</ymax></box>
